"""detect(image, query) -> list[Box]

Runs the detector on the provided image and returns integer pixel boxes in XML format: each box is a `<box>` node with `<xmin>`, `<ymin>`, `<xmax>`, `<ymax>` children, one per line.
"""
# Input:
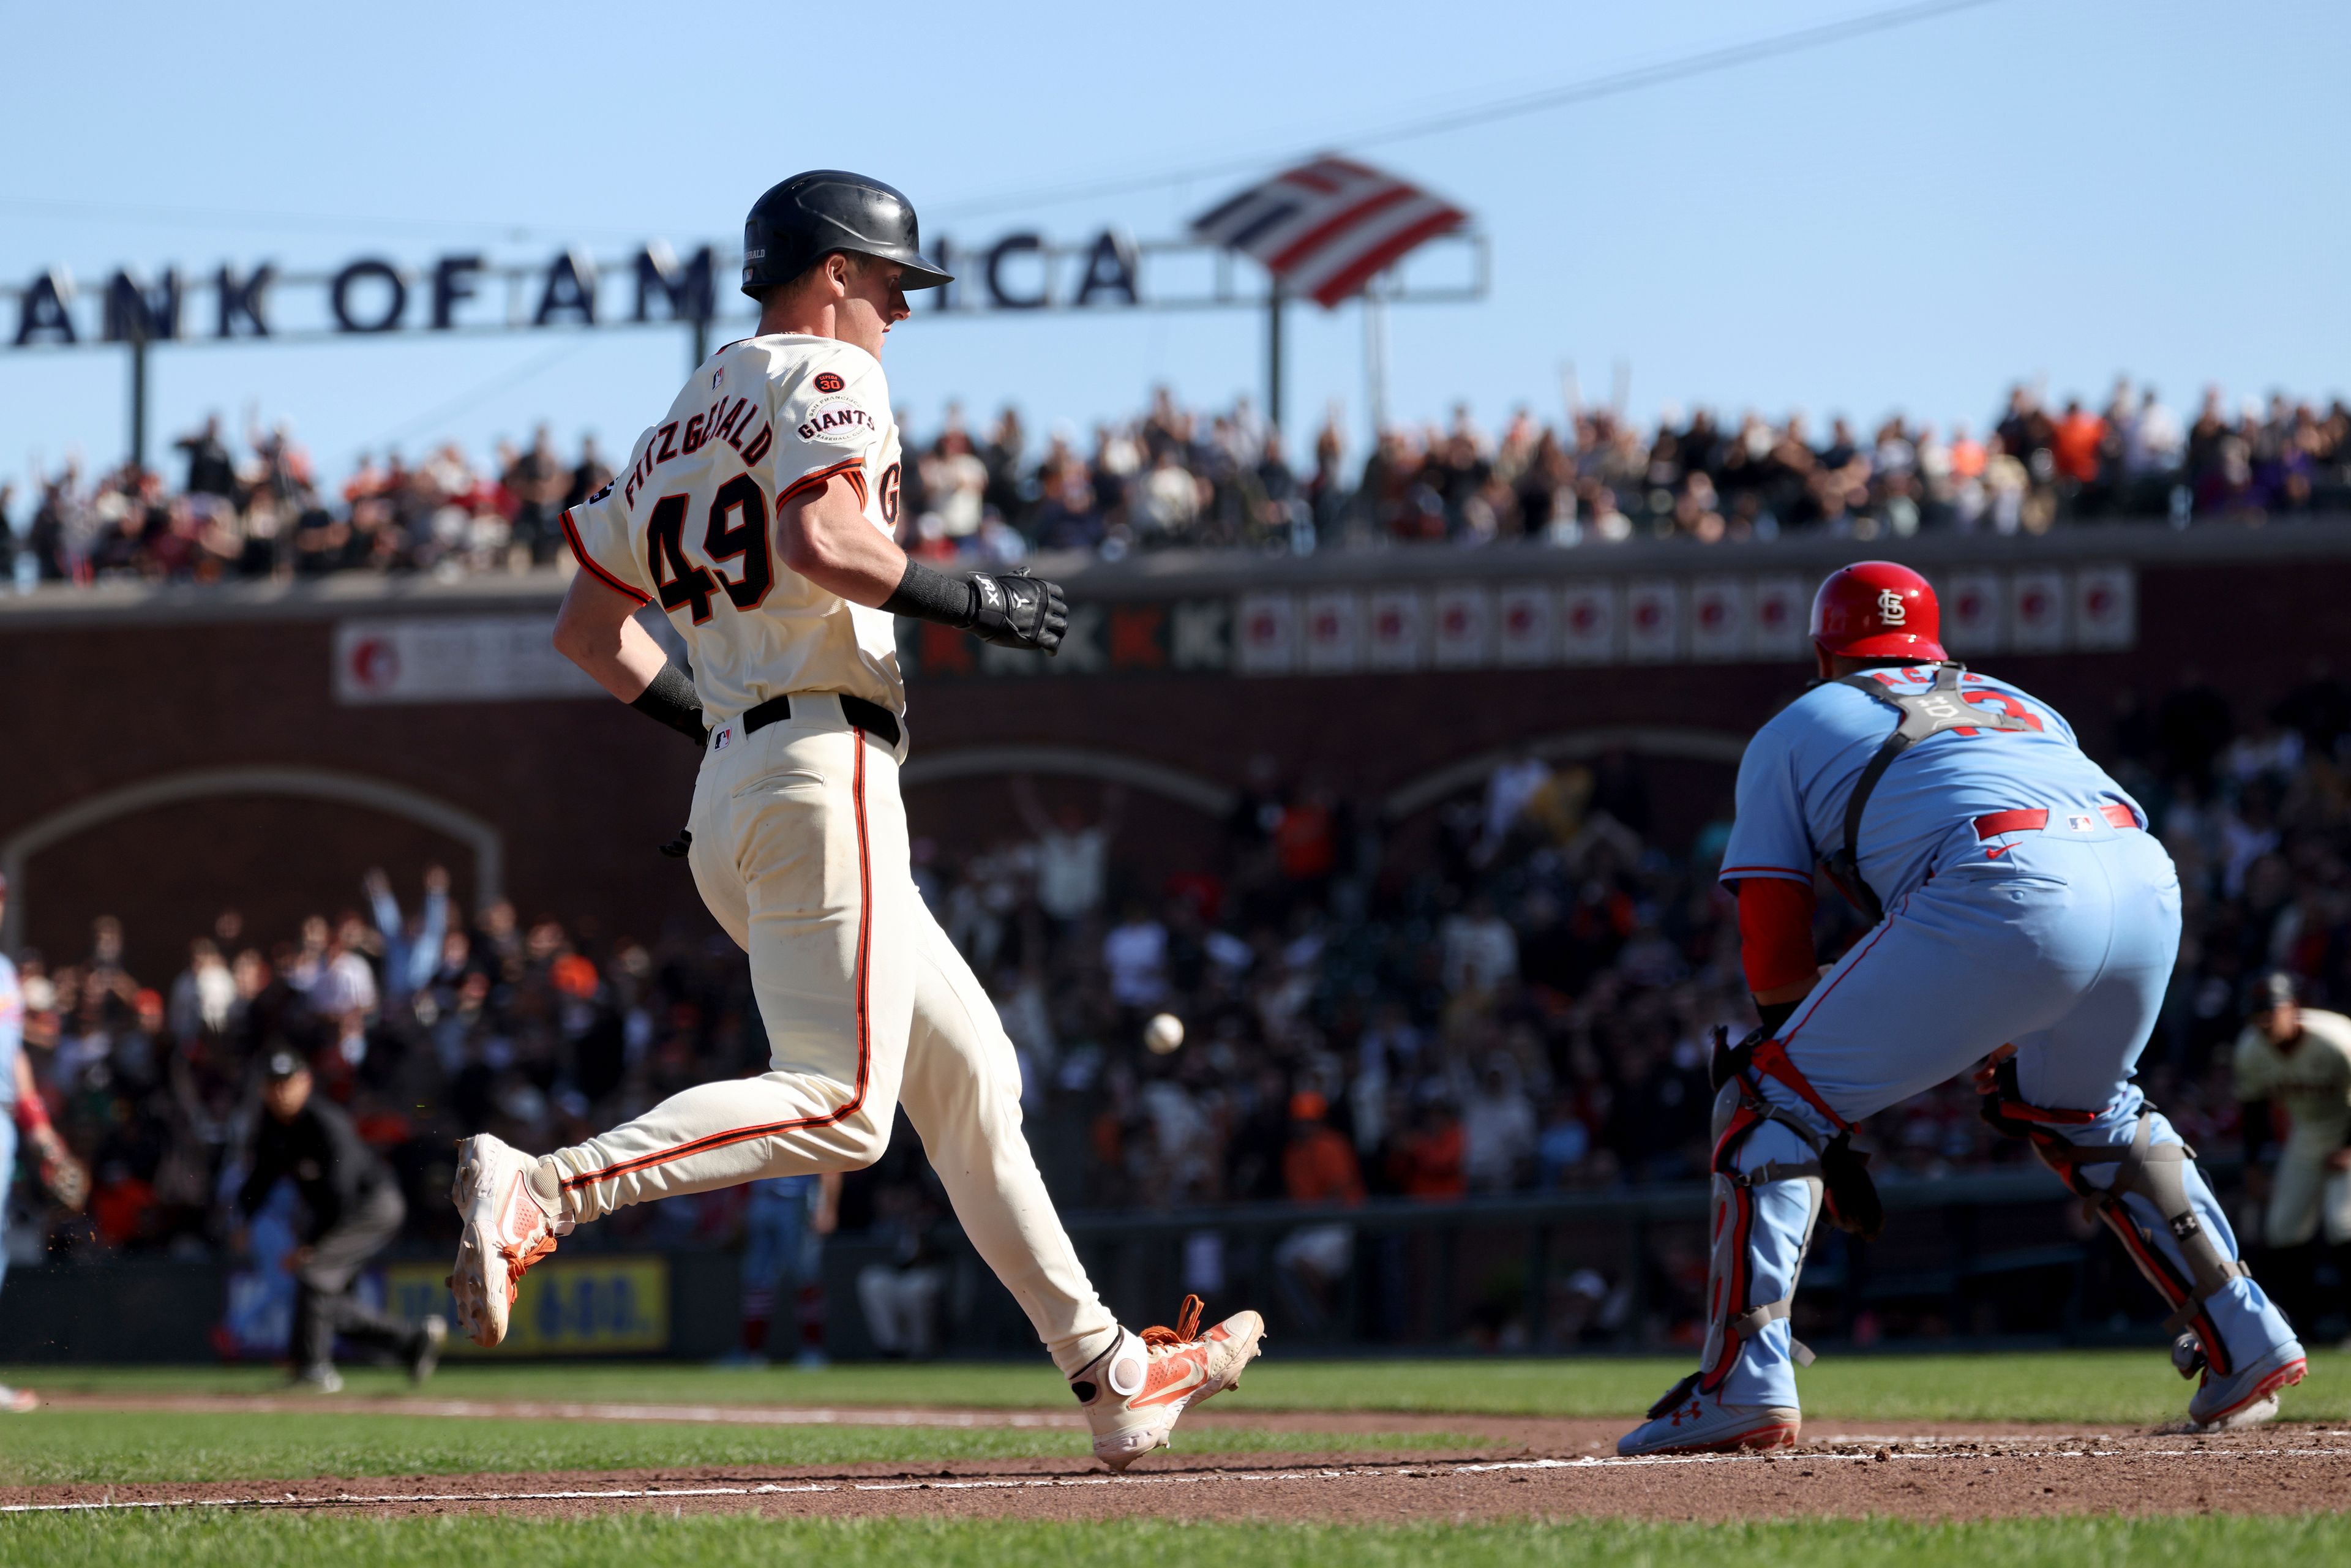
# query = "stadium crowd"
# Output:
<box><xmin>6</xmin><ymin>378</ymin><xmax>2350</xmax><ymax>587</ymax></box>
<box><xmin>10</xmin><ymin>668</ymin><xmax>2347</xmax><ymax>1346</ymax></box>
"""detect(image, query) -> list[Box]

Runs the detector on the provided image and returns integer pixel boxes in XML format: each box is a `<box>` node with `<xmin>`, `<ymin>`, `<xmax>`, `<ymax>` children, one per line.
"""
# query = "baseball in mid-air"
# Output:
<box><xmin>1144</xmin><ymin>1013</ymin><xmax>1185</xmax><ymax>1054</ymax></box>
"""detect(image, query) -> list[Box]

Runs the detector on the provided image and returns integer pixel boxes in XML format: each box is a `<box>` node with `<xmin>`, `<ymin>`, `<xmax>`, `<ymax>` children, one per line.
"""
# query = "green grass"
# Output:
<box><xmin>9</xmin><ymin>1347</ymin><xmax>2342</xmax><ymax>1424</ymax></box>
<box><xmin>0</xmin><ymin>1412</ymin><xmax>1481</xmax><ymax>1487</ymax></box>
<box><xmin>10</xmin><ymin>1514</ymin><xmax>2351</xmax><ymax>1568</ymax></box>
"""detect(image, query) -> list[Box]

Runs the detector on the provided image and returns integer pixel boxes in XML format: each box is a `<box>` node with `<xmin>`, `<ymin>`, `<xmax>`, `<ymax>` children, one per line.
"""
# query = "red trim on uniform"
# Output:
<box><xmin>777</xmin><ymin>457</ymin><xmax>865</xmax><ymax>510</ymax></box>
<box><xmin>2007</xmin><ymin>1100</ymin><xmax>2103</xmax><ymax>1128</ymax></box>
<box><xmin>1779</xmin><ymin>901</ymin><xmax>1903</xmax><ymax>1057</ymax></box>
<box><xmin>844</xmin><ymin>467</ymin><xmax>868</xmax><ymax>508</ymax></box>
<box><xmin>2100</xmin><ymin>1206</ymin><xmax>2233</xmax><ymax>1376</ymax></box>
<box><xmin>849</xmin><ymin>721</ymin><xmax>873</xmax><ymax>1104</ymax></box>
<box><xmin>563</xmin><ymin>728</ymin><xmax>876</xmax><ymax>1193</ymax></box>
<box><xmin>560</xmin><ymin>507</ymin><xmax>651</xmax><ymax>606</ymax></box>
<box><xmin>1700</xmin><ymin>1184</ymin><xmax>1755</xmax><ymax>1393</ymax></box>
<box><xmin>2099</xmin><ymin>801</ymin><xmax>2140</xmax><ymax>829</ymax></box>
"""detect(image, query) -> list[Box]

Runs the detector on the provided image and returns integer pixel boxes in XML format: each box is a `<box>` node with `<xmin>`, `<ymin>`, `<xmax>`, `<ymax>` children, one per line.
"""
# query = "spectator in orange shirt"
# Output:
<box><xmin>1275</xmin><ymin>1092</ymin><xmax>1362</xmax><ymax>1330</ymax></box>
<box><xmin>1282</xmin><ymin>1092</ymin><xmax>1364</xmax><ymax>1206</ymax></box>
<box><xmin>1389</xmin><ymin>1100</ymin><xmax>1468</xmax><ymax>1201</ymax></box>
<box><xmin>2052</xmin><ymin>398</ymin><xmax>2108</xmax><ymax>486</ymax></box>
<box><xmin>1275</xmin><ymin>786</ymin><xmax>1338</xmax><ymax>894</ymax></box>
<box><xmin>1947</xmin><ymin>421</ymin><xmax>1987</xmax><ymax>481</ymax></box>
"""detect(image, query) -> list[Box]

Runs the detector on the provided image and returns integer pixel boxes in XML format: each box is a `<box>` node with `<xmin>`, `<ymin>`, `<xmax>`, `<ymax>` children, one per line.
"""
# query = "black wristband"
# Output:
<box><xmin>882</xmin><ymin>558</ymin><xmax>978</xmax><ymax>628</ymax></box>
<box><xmin>629</xmin><ymin>661</ymin><xmax>707</xmax><ymax>747</ymax></box>
<box><xmin>1754</xmin><ymin>997</ymin><xmax>1798</xmax><ymax>1037</ymax></box>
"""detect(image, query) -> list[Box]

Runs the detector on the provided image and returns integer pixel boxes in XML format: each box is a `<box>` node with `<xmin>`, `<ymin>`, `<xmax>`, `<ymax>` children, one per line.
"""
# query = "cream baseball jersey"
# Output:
<box><xmin>562</xmin><ymin>334</ymin><xmax>906</xmax><ymax>722</ymax></box>
<box><xmin>2235</xmin><ymin>1008</ymin><xmax>2351</xmax><ymax>1137</ymax></box>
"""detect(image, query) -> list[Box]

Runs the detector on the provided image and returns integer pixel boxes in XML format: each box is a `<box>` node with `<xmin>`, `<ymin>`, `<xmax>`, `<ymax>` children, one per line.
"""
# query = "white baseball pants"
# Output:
<box><xmin>2263</xmin><ymin>1127</ymin><xmax>2351</xmax><ymax>1248</ymax></box>
<box><xmin>542</xmin><ymin>695</ymin><xmax>1118</xmax><ymax>1375</ymax></box>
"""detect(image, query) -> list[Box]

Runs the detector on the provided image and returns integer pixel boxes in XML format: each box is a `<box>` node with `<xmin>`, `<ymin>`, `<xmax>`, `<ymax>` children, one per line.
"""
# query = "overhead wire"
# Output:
<box><xmin>930</xmin><ymin>0</ymin><xmax>2006</xmax><ymax>220</ymax></box>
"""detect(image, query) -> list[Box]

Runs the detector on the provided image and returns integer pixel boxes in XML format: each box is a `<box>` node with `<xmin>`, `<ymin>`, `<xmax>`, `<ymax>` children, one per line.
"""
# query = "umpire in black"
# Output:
<box><xmin>238</xmin><ymin>1049</ymin><xmax>444</xmax><ymax>1390</ymax></box>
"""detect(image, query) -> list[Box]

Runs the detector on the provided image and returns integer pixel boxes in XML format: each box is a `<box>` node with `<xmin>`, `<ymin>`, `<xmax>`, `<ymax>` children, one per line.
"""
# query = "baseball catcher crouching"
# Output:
<box><xmin>446</xmin><ymin>171</ymin><xmax>1260</xmax><ymax>1470</ymax></box>
<box><xmin>1618</xmin><ymin>563</ymin><xmax>2303</xmax><ymax>1457</ymax></box>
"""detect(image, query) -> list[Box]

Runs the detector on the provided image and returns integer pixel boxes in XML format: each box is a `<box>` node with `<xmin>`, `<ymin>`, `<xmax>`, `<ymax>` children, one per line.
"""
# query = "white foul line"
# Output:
<box><xmin>6</xmin><ymin>1444</ymin><xmax>2349</xmax><ymax>1515</ymax></box>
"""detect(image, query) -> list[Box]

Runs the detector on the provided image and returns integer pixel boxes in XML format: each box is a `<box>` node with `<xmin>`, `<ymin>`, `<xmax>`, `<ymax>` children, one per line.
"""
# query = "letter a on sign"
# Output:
<box><xmin>538</xmin><ymin>250</ymin><xmax>598</xmax><ymax>326</ymax></box>
<box><xmin>14</xmin><ymin>269</ymin><xmax>76</xmax><ymax>345</ymax></box>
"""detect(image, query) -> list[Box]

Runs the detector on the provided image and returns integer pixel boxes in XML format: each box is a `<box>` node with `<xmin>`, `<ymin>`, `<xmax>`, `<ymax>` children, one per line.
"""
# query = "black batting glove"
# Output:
<box><xmin>969</xmin><ymin>571</ymin><xmax>1068</xmax><ymax>655</ymax></box>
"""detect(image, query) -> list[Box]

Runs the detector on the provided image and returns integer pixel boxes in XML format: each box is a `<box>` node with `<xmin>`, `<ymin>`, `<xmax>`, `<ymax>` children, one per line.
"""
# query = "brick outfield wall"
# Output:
<box><xmin>0</xmin><ymin>551</ymin><xmax>2341</xmax><ymax>979</ymax></box>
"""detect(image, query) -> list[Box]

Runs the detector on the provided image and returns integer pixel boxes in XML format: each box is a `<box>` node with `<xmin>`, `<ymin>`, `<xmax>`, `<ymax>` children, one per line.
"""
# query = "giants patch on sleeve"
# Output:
<box><xmin>798</xmin><ymin>396</ymin><xmax>879</xmax><ymax>445</ymax></box>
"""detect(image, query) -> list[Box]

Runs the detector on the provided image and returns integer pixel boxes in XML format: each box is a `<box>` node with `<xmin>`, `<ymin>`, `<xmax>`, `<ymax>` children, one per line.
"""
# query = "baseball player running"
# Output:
<box><xmin>2235</xmin><ymin>971</ymin><xmax>2351</xmax><ymax>1327</ymax></box>
<box><xmin>446</xmin><ymin>171</ymin><xmax>1261</xmax><ymax>1469</ymax></box>
<box><xmin>1618</xmin><ymin>561</ymin><xmax>2303</xmax><ymax>1457</ymax></box>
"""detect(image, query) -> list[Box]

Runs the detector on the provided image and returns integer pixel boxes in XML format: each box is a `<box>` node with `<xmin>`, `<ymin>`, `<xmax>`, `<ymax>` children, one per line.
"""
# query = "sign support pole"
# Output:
<box><xmin>127</xmin><ymin>323</ymin><xmax>149</xmax><ymax>473</ymax></box>
<box><xmin>1265</xmin><ymin>282</ymin><xmax>1285</xmax><ymax>434</ymax></box>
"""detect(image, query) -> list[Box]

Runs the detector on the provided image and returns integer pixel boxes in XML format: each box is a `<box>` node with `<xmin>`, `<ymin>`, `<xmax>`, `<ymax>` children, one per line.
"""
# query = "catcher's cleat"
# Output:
<box><xmin>449</xmin><ymin>1133</ymin><xmax>569</xmax><ymax>1348</ymax></box>
<box><xmin>2186</xmin><ymin>1338</ymin><xmax>2306</xmax><ymax>1432</ymax></box>
<box><xmin>1070</xmin><ymin>1294</ymin><xmax>1264</xmax><ymax>1472</ymax></box>
<box><xmin>1616</xmin><ymin>1373</ymin><xmax>1801</xmax><ymax>1457</ymax></box>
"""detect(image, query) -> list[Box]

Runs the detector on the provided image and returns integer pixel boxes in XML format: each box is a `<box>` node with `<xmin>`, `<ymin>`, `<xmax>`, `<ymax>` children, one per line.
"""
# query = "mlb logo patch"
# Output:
<box><xmin>713</xmin><ymin>727</ymin><xmax>733</xmax><ymax>751</ymax></box>
<box><xmin>2067</xmin><ymin>814</ymin><xmax>2096</xmax><ymax>832</ymax></box>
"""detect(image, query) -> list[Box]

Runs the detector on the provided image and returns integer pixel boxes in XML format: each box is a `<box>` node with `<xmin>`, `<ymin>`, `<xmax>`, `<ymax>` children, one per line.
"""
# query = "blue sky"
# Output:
<box><xmin>1</xmin><ymin>0</ymin><xmax>2343</xmax><ymax>501</ymax></box>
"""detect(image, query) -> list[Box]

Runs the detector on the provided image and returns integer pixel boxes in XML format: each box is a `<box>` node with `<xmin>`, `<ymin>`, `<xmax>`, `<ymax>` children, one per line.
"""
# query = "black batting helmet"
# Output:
<box><xmin>740</xmin><ymin>171</ymin><xmax>953</xmax><ymax>299</ymax></box>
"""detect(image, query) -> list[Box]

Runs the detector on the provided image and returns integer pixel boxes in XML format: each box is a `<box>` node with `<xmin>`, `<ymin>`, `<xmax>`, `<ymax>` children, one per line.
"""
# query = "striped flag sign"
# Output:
<box><xmin>1190</xmin><ymin>156</ymin><xmax>1468</xmax><ymax>307</ymax></box>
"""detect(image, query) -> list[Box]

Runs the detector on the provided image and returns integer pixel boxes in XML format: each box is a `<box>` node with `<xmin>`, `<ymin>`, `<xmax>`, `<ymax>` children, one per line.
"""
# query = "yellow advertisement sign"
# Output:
<box><xmin>384</xmin><ymin>1255</ymin><xmax>670</xmax><ymax>1356</ymax></box>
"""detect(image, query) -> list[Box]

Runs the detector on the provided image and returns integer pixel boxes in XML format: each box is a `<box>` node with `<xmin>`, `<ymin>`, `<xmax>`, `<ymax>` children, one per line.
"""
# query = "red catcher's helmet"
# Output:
<box><xmin>1810</xmin><ymin>561</ymin><xmax>1946</xmax><ymax>661</ymax></box>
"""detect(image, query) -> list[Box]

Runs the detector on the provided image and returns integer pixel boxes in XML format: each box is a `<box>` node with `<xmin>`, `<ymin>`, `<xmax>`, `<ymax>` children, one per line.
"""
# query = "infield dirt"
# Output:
<box><xmin>10</xmin><ymin>1400</ymin><xmax>2349</xmax><ymax>1525</ymax></box>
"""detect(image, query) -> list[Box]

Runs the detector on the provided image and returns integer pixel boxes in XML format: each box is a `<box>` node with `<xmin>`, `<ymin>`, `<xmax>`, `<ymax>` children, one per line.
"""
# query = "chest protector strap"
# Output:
<box><xmin>1825</xmin><ymin>665</ymin><xmax>2036</xmax><ymax>923</ymax></box>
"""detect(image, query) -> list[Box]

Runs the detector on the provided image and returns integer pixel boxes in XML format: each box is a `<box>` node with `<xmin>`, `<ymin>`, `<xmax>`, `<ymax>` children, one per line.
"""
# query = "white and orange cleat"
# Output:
<box><xmin>448</xmin><ymin>1133</ymin><xmax>570</xmax><ymax>1348</ymax></box>
<box><xmin>1070</xmin><ymin>1294</ymin><xmax>1264</xmax><ymax>1472</ymax></box>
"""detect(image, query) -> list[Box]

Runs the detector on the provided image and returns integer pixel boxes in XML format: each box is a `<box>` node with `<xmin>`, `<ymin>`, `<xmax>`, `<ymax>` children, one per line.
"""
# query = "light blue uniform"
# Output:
<box><xmin>1709</xmin><ymin>664</ymin><xmax>2295</xmax><ymax>1408</ymax></box>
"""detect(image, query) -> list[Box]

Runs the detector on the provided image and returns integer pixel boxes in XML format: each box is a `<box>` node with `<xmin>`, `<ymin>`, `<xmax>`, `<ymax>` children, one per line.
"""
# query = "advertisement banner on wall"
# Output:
<box><xmin>1429</xmin><ymin>585</ymin><xmax>1493</xmax><ymax>669</ymax></box>
<box><xmin>384</xmin><ymin>1255</ymin><xmax>670</xmax><ymax>1357</ymax></box>
<box><xmin>1751</xmin><ymin>576</ymin><xmax>1810</xmax><ymax>659</ymax></box>
<box><xmin>1302</xmin><ymin>590</ymin><xmax>1363</xmax><ymax>674</ymax></box>
<box><xmin>1941</xmin><ymin>569</ymin><xmax>2006</xmax><ymax>655</ymax></box>
<box><xmin>1558</xmin><ymin>580</ymin><xmax>1618</xmax><ymax>665</ymax></box>
<box><xmin>1687</xmin><ymin>577</ymin><xmax>1748</xmax><ymax>662</ymax></box>
<box><xmin>1233</xmin><ymin>593</ymin><xmax>1299</xmax><ymax>675</ymax></box>
<box><xmin>1494</xmin><ymin>583</ymin><xmax>1558</xmax><ymax>666</ymax></box>
<box><xmin>333</xmin><ymin>609</ymin><xmax>681</xmax><ymax>705</ymax></box>
<box><xmin>1363</xmin><ymin>588</ymin><xmax>1427</xmax><ymax>670</ymax></box>
<box><xmin>2009</xmin><ymin>569</ymin><xmax>2069</xmax><ymax>653</ymax></box>
<box><xmin>1623</xmin><ymin>579</ymin><xmax>1681</xmax><ymax>663</ymax></box>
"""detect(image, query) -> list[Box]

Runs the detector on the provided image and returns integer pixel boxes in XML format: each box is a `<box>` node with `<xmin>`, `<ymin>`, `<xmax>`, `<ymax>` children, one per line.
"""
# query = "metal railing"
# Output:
<box><xmin>857</xmin><ymin>1164</ymin><xmax>2175</xmax><ymax>1359</ymax></box>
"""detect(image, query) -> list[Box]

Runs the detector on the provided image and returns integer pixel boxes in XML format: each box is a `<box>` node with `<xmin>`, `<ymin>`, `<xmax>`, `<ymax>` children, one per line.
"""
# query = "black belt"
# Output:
<box><xmin>741</xmin><ymin>693</ymin><xmax>901</xmax><ymax>749</ymax></box>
